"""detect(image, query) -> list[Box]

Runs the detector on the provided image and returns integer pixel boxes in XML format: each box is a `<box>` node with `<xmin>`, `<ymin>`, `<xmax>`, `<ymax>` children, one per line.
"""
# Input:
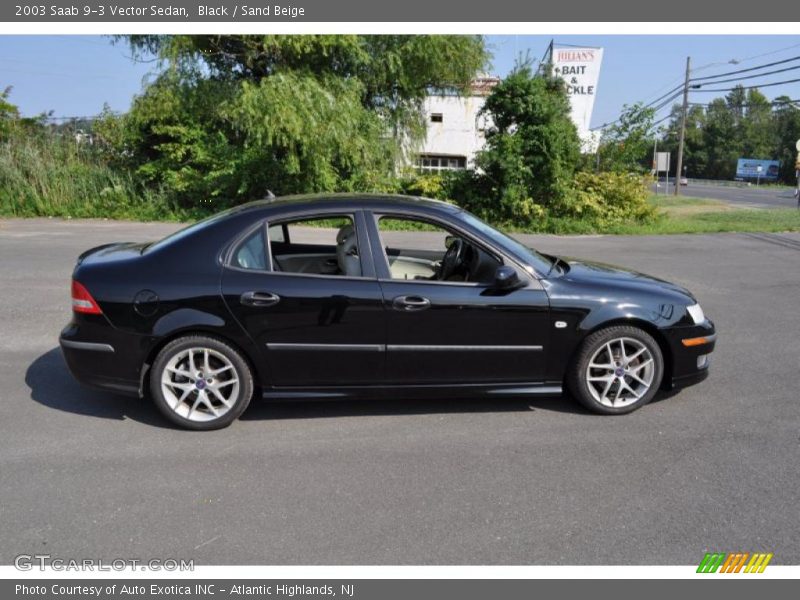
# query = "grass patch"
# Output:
<box><xmin>506</xmin><ymin>195</ymin><xmax>800</xmax><ymax>235</ymax></box>
<box><xmin>0</xmin><ymin>133</ymin><xmax>194</xmax><ymax>222</ymax></box>
<box><xmin>603</xmin><ymin>195</ymin><xmax>800</xmax><ymax>235</ymax></box>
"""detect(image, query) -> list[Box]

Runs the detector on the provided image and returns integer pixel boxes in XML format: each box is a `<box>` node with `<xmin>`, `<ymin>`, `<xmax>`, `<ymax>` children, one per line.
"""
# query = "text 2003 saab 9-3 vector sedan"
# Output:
<box><xmin>60</xmin><ymin>194</ymin><xmax>716</xmax><ymax>430</ymax></box>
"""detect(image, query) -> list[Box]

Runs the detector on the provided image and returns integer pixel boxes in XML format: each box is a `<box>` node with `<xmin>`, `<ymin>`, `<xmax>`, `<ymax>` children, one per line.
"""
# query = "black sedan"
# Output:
<box><xmin>60</xmin><ymin>194</ymin><xmax>716</xmax><ymax>429</ymax></box>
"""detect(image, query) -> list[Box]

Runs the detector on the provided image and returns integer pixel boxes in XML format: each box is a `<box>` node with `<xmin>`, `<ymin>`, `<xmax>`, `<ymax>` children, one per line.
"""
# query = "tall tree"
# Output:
<box><xmin>661</xmin><ymin>103</ymin><xmax>706</xmax><ymax>178</ymax></box>
<box><xmin>701</xmin><ymin>97</ymin><xmax>740</xmax><ymax>180</ymax></box>
<box><xmin>101</xmin><ymin>35</ymin><xmax>489</xmax><ymax>206</ymax></box>
<box><xmin>466</xmin><ymin>65</ymin><xmax>581</xmax><ymax>220</ymax></box>
<box><xmin>597</xmin><ymin>102</ymin><xmax>657</xmax><ymax>173</ymax></box>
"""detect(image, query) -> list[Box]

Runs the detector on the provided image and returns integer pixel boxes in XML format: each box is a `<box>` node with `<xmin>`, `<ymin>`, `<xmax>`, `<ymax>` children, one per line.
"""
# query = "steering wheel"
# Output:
<box><xmin>439</xmin><ymin>237</ymin><xmax>465</xmax><ymax>281</ymax></box>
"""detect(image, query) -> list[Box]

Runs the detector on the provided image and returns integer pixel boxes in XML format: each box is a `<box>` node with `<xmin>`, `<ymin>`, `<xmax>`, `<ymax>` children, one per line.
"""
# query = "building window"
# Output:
<box><xmin>416</xmin><ymin>155</ymin><xmax>467</xmax><ymax>172</ymax></box>
<box><xmin>430</xmin><ymin>113</ymin><xmax>443</xmax><ymax>123</ymax></box>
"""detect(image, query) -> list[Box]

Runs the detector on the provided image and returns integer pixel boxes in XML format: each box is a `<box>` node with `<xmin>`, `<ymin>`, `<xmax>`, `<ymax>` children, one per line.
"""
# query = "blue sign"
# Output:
<box><xmin>736</xmin><ymin>158</ymin><xmax>780</xmax><ymax>180</ymax></box>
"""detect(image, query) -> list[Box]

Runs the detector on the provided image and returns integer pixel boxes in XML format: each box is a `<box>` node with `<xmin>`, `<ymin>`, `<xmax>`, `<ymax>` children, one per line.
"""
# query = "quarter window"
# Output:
<box><xmin>232</xmin><ymin>227</ymin><xmax>268</xmax><ymax>271</ymax></box>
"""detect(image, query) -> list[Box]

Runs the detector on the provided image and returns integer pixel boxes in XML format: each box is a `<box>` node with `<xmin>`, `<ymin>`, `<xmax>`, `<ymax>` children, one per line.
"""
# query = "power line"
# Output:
<box><xmin>651</xmin><ymin>113</ymin><xmax>673</xmax><ymax>128</ymax></box>
<box><xmin>643</xmin><ymin>84</ymin><xmax>685</xmax><ymax>110</ymax></box>
<box><xmin>693</xmin><ymin>77</ymin><xmax>800</xmax><ymax>93</ymax></box>
<box><xmin>690</xmin><ymin>63</ymin><xmax>800</xmax><ymax>87</ymax></box>
<box><xmin>694</xmin><ymin>42</ymin><xmax>800</xmax><ymax>73</ymax></box>
<box><xmin>649</xmin><ymin>90</ymin><xmax>685</xmax><ymax>113</ymax></box>
<box><xmin>590</xmin><ymin>88</ymin><xmax>684</xmax><ymax>131</ymax></box>
<box><xmin>690</xmin><ymin>55</ymin><xmax>800</xmax><ymax>82</ymax></box>
<box><xmin>640</xmin><ymin>75</ymin><xmax>688</xmax><ymax>105</ymax></box>
<box><xmin>594</xmin><ymin>57</ymin><xmax>800</xmax><ymax>130</ymax></box>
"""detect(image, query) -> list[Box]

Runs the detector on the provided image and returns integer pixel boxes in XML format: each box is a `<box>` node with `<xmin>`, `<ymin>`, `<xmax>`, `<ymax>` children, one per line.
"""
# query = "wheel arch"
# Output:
<box><xmin>139</xmin><ymin>328</ymin><xmax>264</xmax><ymax>398</ymax></box>
<box><xmin>575</xmin><ymin>317</ymin><xmax>674</xmax><ymax>390</ymax></box>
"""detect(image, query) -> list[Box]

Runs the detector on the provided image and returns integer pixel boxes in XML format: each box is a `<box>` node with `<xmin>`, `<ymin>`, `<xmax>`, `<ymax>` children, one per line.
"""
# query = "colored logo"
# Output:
<box><xmin>697</xmin><ymin>552</ymin><xmax>773</xmax><ymax>573</ymax></box>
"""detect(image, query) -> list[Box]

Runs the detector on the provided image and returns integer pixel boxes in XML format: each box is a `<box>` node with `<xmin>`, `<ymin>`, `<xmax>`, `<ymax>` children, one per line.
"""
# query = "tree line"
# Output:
<box><xmin>598</xmin><ymin>87</ymin><xmax>800</xmax><ymax>184</ymax></box>
<box><xmin>5</xmin><ymin>35</ymin><xmax>797</xmax><ymax>230</ymax></box>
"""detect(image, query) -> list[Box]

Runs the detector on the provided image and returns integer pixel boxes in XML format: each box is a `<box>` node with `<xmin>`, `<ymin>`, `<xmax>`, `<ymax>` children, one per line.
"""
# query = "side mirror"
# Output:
<box><xmin>493</xmin><ymin>265</ymin><xmax>521</xmax><ymax>290</ymax></box>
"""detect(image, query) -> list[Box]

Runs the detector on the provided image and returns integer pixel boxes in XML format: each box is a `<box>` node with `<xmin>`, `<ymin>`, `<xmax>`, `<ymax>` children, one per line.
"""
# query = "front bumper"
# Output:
<box><xmin>662</xmin><ymin>318</ymin><xmax>717</xmax><ymax>390</ymax></box>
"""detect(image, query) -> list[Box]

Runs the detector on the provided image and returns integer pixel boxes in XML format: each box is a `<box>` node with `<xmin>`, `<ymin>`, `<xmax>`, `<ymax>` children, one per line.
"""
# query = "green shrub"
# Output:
<box><xmin>398</xmin><ymin>172</ymin><xmax>448</xmax><ymax>200</ymax></box>
<box><xmin>553</xmin><ymin>171</ymin><xmax>657</xmax><ymax>228</ymax></box>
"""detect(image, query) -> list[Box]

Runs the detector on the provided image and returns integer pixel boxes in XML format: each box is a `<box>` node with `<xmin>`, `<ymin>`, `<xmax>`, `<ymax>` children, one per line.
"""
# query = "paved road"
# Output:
<box><xmin>654</xmin><ymin>181</ymin><xmax>799</xmax><ymax>209</ymax></box>
<box><xmin>1</xmin><ymin>218</ymin><xmax>799</xmax><ymax>565</ymax></box>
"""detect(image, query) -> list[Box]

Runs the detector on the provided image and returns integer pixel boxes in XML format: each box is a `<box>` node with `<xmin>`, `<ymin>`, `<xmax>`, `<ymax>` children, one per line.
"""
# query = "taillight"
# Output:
<box><xmin>71</xmin><ymin>280</ymin><xmax>102</xmax><ymax>314</ymax></box>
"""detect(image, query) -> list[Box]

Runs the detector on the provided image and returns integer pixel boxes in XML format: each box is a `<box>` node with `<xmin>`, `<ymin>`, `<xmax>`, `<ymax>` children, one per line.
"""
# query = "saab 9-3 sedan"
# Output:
<box><xmin>60</xmin><ymin>194</ymin><xmax>716</xmax><ymax>429</ymax></box>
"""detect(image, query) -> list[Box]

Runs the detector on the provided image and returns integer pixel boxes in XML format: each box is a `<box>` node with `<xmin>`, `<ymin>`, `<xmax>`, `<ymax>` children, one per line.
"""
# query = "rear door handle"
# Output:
<box><xmin>392</xmin><ymin>295</ymin><xmax>431</xmax><ymax>312</ymax></box>
<box><xmin>240</xmin><ymin>291</ymin><xmax>281</xmax><ymax>307</ymax></box>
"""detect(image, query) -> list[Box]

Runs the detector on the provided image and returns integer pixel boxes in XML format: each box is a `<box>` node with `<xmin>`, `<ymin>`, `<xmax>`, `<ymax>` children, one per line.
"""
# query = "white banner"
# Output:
<box><xmin>551</xmin><ymin>46</ymin><xmax>604</xmax><ymax>152</ymax></box>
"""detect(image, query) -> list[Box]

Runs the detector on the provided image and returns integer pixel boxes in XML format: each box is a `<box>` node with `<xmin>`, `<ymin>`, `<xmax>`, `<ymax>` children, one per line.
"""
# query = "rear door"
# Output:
<box><xmin>221</xmin><ymin>210</ymin><xmax>386</xmax><ymax>387</ymax></box>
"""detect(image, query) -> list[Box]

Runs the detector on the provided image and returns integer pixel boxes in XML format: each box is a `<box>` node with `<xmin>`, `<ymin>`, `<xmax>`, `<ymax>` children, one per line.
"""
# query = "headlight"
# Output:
<box><xmin>686</xmin><ymin>303</ymin><xmax>705</xmax><ymax>325</ymax></box>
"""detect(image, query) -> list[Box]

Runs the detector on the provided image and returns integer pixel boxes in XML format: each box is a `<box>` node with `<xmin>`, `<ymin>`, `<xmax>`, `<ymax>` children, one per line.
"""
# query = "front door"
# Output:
<box><xmin>369</xmin><ymin>214</ymin><xmax>551</xmax><ymax>385</ymax></box>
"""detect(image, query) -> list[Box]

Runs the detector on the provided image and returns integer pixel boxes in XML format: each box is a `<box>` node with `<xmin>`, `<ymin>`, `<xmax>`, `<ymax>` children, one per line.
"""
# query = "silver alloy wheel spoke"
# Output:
<box><xmin>186</xmin><ymin>394</ymin><xmax>203</xmax><ymax>421</ymax></box>
<box><xmin>627</xmin><ymin>370</ymin><xmax>649</xmax><ymax>387</ymax></box>
<box><xmin>161</xmin><ymin>347</ymin><xmax>240</xmax><ymax>422</ymax></box>
<box><xmin>209</xmin><ymin>387</ymin><xmax>232</xmax><ymax>408</ymax></box>
<box><xmin>166</xmin><ymin>366</ymin><xmax>193</xmax><ymax>379</ymax></box>
<box><xmin>627</xmin><ymin>347</ymin><xmax>647</xmax><ymax>363</ymax></box>
<box><xmin>585</xmin><ymin>337</ymin><xmax>655</xmax><ymax>408</ymax></box>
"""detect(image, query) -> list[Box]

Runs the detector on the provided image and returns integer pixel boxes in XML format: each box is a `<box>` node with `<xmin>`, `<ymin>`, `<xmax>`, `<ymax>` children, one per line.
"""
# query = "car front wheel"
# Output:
<box><xmin>150</xmin><ymin>335</ymin><xmax>254</xmax><ymax>430</ymax></box>
<box><xmin>568</xmin><ymin>325</ymin><xmax>664</xmax><ymax>415</ymax></box>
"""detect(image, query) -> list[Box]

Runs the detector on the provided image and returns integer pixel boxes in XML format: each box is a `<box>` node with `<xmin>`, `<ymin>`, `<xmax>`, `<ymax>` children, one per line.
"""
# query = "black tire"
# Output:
<box><xmin>150</xmin><ymin>335</ymin><xmax>254</xmax><ymax>430</ymax></box>
<box><xmin>567</xmin><ymin>325</ymin><xmax>664</xmax><ymax>415</ymax></box>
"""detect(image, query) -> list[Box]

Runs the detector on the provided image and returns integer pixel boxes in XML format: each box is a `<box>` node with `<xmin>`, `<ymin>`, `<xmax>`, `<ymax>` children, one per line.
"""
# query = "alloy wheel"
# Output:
<box><xmin>160</xmin><ymin>347</ymin><xmax>240</xmax><ymax>422</ymax></box>
<box><xmin>585</xmin><ymin>337</ymin><xmax>655</xmax><ymax>408</ymax></box>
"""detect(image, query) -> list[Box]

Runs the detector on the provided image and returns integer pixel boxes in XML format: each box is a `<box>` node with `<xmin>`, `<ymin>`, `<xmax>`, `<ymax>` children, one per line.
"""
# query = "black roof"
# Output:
<box><xmin>231</xmin><ymin>193</ymin><xmax>461</xmax><ymax>216</ymax></box>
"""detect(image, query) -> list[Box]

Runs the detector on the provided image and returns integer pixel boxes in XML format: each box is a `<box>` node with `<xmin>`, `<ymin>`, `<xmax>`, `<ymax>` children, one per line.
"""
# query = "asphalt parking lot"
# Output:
<box><xmin>0</xmin><ymin>217</ymin><xmax>798</xmax><ymax>565</ymax></box>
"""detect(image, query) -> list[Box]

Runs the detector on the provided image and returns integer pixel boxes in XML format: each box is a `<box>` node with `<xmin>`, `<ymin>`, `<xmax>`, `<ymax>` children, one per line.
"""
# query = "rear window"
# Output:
<box><xmin>144</xmin><ymin>210</ymin><xmax>234</xmax><ymax>253</ymax></box>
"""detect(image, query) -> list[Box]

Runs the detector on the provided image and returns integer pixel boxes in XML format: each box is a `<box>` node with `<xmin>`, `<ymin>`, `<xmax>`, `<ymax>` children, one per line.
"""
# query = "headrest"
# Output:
<box><xmin>336</xmin><ymin>224</ymin><xmax>355</xmax><ymax>245</ymax></box>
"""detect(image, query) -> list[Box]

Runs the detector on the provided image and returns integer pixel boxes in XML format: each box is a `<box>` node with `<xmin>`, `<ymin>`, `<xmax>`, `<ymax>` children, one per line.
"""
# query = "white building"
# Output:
<box><xmin>416</xmin><ymin>77</ymin><xmax>499</xmax><ymax>173</ymax></box>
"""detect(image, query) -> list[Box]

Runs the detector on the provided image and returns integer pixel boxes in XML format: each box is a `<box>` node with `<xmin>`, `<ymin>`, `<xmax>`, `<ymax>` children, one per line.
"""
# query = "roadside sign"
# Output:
<box><xmin>736</xmin><ymin>158</ymin><xmax>780</xmax><ymax>181</ymax></box>
<box><xmin>655</xmin><ymin>152</ymin><xmax>670</xmax><ymax>172</ymax></box>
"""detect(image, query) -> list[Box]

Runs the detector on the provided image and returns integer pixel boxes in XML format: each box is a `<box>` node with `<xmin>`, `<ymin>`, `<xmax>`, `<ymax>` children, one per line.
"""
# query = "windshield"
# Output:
<box><xmin>457</xmin><ymin>210</ymin><xmax>554</xmax><ymax>276</ymax></box>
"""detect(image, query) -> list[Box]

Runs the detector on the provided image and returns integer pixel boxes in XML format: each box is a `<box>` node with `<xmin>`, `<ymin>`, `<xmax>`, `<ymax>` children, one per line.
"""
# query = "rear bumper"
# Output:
<box><xmin>59</xmin><ymin>320</ymin><xmax>145</xmax><ymax>397</ymax></box>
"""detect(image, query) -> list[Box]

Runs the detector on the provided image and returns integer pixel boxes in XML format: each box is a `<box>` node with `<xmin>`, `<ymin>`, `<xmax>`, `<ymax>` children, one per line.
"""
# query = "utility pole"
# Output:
<box><xmin>674</xmin><ymin>56</ymin><xmax>691</xmax><ymax>197</ymax></box>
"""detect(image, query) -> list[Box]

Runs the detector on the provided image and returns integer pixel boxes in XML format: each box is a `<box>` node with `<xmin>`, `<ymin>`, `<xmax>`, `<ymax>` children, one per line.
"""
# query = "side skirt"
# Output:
<box><xmin>261</xmin><ymin>383</ymin><xmax>563</xmax><ymax>402</ymax></box>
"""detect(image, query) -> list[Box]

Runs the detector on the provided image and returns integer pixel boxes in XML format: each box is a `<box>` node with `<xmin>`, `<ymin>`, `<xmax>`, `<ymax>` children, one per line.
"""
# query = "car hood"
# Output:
<box><xmin>555</xmin><ymin>256</ymin><xmax>696</xmax><ymax>302</ymax></box>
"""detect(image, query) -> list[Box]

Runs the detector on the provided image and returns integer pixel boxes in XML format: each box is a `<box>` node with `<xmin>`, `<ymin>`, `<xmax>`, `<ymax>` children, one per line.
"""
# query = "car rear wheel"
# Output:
<box><xmin>150</xmin><ymin>335</ymin><xmax>253</xmax><ymax>430</ymax></box>
<box><xmin>568</xmin><ymin>325</ymin><xmax>663</xmax><ymax>415</ymax></box>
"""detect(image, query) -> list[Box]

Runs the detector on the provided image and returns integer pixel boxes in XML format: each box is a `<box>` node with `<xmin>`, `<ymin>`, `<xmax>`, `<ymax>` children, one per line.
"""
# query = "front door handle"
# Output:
<box><xmin>392</xmin><ymin>295</ymin><xmax>431</xmax><ymax>312</ymax></box>
<box><xmin>240</xmin><ymin>291</ymin><xmax>281</xmax><ymax>307</ymax></box>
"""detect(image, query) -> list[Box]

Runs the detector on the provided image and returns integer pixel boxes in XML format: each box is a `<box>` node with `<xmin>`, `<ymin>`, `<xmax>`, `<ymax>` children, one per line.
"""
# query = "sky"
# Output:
<box><xmin>1</xmin><ymin>35</ymin><xmax>799</xmax><ymax>128</ymax></box>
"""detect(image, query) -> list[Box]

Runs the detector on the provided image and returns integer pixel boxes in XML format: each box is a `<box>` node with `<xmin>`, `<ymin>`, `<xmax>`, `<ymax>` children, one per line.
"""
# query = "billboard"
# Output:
<box><xmin>551</xmin><ymin>46</ymin><xmax>604</xmax><ymax>152</ymax></box>
<box><xmin>736</xmin><ymin>158</ymin><xmax>780</xmax><ymax>181</ymax></box>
